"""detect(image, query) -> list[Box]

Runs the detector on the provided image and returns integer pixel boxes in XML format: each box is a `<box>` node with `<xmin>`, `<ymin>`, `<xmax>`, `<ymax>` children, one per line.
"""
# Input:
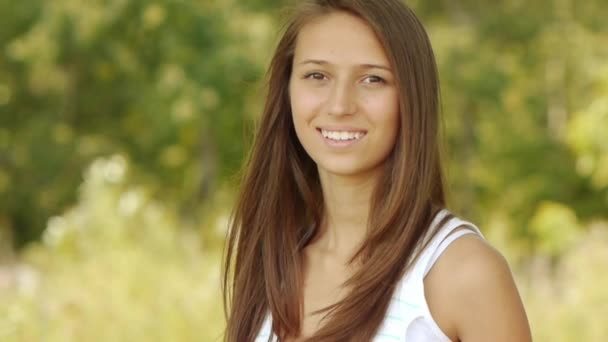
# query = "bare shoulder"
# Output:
<box><xmin>424</xmin><ymin>228</ymin><xmax>532</xmax><ymax>342</ymax></box>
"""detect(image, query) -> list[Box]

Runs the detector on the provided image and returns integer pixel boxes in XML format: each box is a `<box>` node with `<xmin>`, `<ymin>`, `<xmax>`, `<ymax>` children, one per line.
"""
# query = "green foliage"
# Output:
<box><xmin>421</xmin><ymin>0</ymin><xmax>608</xmax><ymax>256</ymax></box>
<box><xmin>529</xmin><ymin>201</ymin><xmax>580</xmax><ymax>257</ymax></box>
<box><xmin>0</xmin><ymin>0</ymin><xmax>273</xmax><ymax>246</ymax></box>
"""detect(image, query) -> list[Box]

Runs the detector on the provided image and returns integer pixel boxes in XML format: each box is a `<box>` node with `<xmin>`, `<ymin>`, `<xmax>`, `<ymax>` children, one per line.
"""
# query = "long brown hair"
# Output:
<box><xmin>223</xmin><ymin>0</ymin><xmax>446</xmax><ymax>340</ymax></box>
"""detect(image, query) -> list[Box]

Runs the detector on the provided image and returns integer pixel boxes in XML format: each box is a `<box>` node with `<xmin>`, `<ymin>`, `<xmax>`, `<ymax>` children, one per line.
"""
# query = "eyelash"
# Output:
<box><xmin>303</xmin><ymin>72</ymin><xmax>386</xmax><ymax>84</ymax></box>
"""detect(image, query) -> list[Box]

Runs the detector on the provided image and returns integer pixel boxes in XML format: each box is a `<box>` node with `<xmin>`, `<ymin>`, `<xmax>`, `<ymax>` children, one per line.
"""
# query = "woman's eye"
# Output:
<box><xmin>364</xmin><ymin>75</ymin><xmax>385</xmax><ymax>84</ymax></box>
<box><xmin>304</xmin><ymin>72</ymin><xmax>326</xmax><ymax>81</ymax></box>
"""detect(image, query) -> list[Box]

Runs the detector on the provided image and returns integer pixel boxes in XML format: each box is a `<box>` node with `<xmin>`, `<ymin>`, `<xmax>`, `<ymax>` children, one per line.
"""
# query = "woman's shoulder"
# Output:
<box><xmin>423</xmin><ymin>227</ymin><xmax>532</xmax><ymax>341</ymax></box>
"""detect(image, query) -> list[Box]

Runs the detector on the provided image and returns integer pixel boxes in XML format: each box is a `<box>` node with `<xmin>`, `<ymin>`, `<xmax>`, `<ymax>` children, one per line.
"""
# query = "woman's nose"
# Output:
<box><xmin>327</xmin><ymin>81</ymin><xmax>356</xmax><ymax>116</ymax></box>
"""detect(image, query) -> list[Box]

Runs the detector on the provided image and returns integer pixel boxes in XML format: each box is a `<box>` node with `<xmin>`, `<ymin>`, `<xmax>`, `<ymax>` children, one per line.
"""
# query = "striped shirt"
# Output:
<box><xmin>256</xmin><ymin>209</ymin><xmax>484</xmax><ymax>341</ymax></box>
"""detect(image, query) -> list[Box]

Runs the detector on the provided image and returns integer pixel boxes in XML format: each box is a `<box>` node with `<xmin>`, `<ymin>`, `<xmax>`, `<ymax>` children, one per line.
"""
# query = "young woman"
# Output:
<box><xmin>223</xmin><ymin>0</ymin><xmax>532</xmax><ymax>341</ymax></box>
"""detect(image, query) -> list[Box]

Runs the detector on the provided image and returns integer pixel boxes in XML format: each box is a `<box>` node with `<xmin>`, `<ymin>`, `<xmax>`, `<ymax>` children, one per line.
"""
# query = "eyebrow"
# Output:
<box><xmin>296</xmin><ymin>59</ymin><xmax>392</xmax><ymax>72</ymax></box>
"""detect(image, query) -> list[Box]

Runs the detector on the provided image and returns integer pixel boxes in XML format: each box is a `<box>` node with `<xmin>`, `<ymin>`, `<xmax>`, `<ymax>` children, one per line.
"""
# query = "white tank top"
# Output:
<box><xmin>255</xmin><ymin>209</ymin><xmax>484</xmax><ymax>341</ymax></box>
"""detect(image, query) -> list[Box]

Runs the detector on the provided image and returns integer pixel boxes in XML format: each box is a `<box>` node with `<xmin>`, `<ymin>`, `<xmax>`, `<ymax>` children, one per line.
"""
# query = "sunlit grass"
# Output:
<box><xmin>0</xmin><ymin>156</ymin><xmax>225</xmax><ymax>342</ymax></box>
<box><xmin>521</xmin><ymin>221</ymin><xmax>608</xmax><ymax>341</ymax></box>
<box><xmin>1</xmin><ymin>155</ymin><xmax>607</xmax><ymax>341</ymax></box>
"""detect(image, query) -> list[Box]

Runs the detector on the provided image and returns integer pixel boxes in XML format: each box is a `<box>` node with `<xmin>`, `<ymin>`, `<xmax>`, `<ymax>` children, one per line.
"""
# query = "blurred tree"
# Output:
<box><xmin>0</xmin><ymin>0</ymin><xmax>274</xmax><ymax>247</ymax></box>
<box><xmin>0</xmin><ymin>0</ymin><xmax>606</xmax><ymax>258</ymax></box>
<box><xmin>409</xmin><ymin>0</ymin><xmax>608</xmax><ymax>258</ymax></box>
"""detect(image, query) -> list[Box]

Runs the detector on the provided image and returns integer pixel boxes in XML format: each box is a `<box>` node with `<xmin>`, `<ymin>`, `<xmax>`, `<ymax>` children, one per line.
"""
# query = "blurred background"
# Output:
<box><xmin>0</xmin><ymin>0</ymin><xmax>606</xmax><ymax>341</ymax></box>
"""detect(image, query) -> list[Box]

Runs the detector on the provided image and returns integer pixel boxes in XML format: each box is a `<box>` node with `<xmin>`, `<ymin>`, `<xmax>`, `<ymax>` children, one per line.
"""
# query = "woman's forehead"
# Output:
<box><xmin>292</xmin><ymin>11</ymin><xmax>391</xmax><ymax>68</ymax></box>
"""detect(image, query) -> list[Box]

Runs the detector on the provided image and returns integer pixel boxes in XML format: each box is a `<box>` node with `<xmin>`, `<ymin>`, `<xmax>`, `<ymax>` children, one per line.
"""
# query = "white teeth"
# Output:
<box><xmin>321</xmin><ymin>129</ymin><xmax>366</xmax><ymax>141</ymax></box>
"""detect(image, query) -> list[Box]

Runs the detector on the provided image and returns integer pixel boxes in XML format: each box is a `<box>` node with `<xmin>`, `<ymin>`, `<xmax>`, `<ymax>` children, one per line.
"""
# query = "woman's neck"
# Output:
<box><xmin>313</xmin><ymin>170</ymin><xmax>377</xmax><ymax>259</ymax></box>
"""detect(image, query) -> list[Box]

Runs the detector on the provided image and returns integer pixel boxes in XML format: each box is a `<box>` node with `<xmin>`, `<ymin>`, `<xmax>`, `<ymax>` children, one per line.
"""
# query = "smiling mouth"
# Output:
<box><xmin>317</xmin><ymin>128</ymin><xmax>367</xmax><ymax>141</ymax></box>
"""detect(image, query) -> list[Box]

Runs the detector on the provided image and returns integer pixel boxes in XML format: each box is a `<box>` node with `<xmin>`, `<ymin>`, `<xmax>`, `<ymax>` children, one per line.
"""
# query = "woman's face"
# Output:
<box><xmin>289</xmin><ymin>11</ymin><xmax>400</xmax><ymax>182</ymax></box>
